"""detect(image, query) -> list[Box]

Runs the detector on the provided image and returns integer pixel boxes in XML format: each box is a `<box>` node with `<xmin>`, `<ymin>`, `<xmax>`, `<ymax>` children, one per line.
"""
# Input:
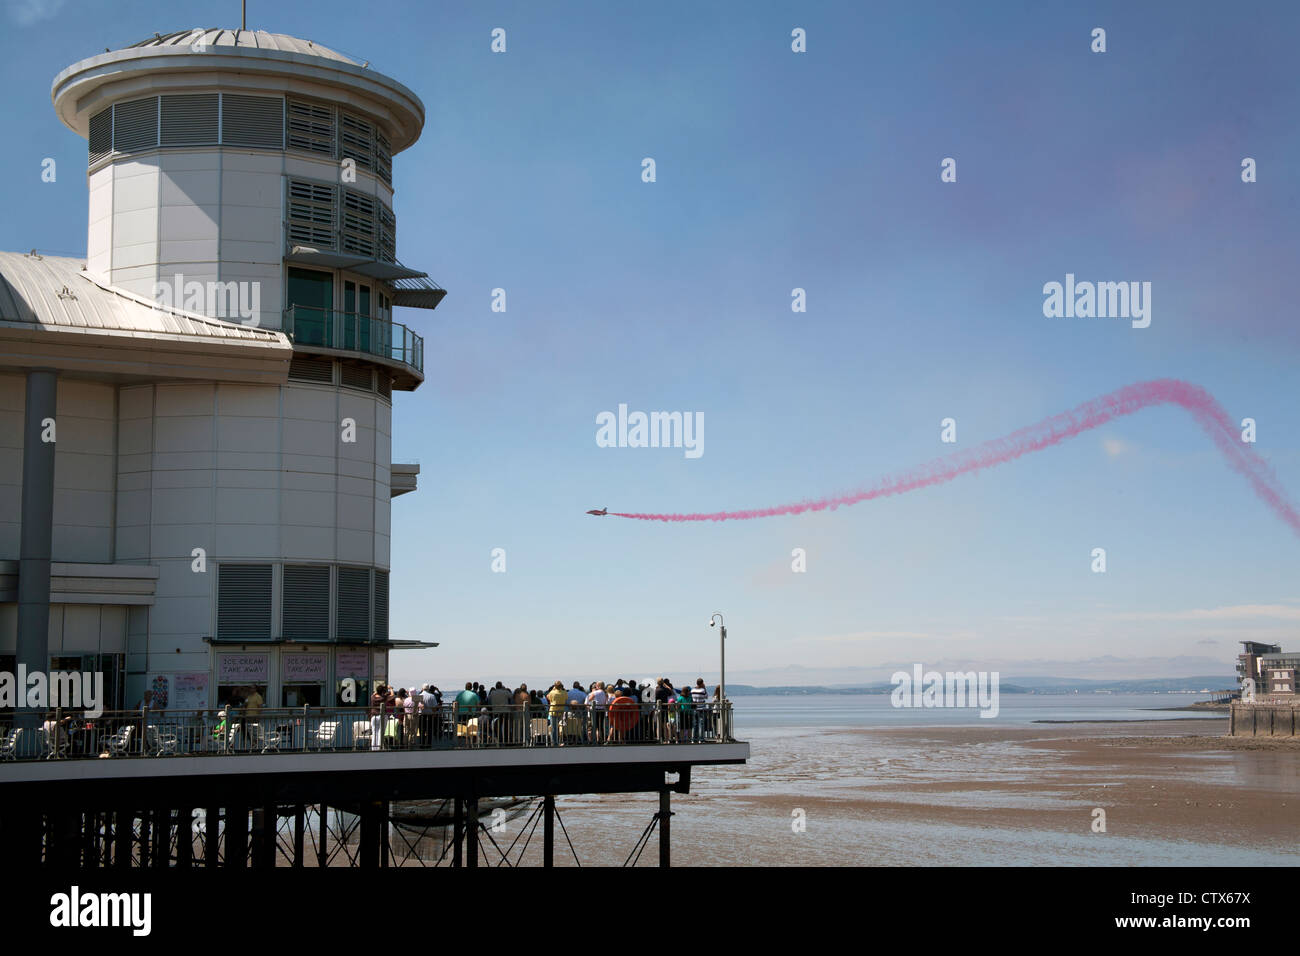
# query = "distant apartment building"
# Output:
<box><xmin>1</xmin><ymin>30</ymin><xmax>443</xmax><ymax>712</ymax></box>
<box><xmin>1237</xmin><ymin>641</ymin><xmax>1298</xmax><ymax>697</ymax></box>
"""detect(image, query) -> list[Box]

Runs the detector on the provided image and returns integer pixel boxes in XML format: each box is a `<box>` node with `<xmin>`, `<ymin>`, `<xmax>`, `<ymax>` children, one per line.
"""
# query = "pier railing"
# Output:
<box><xmin>0</xmin><ymin>701</ymin><xmax>735</xmax><ymax>762</ymax></box>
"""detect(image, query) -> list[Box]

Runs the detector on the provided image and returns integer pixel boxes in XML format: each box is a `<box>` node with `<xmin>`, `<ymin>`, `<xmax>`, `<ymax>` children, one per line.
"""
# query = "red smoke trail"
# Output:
<box><xmin>610</xmin><ymin>379</ymin><xmax>1300</xmax><ymax>534</ymax></box>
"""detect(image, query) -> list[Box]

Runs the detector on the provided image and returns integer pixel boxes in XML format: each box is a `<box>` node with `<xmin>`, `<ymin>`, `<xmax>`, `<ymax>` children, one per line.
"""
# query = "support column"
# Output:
<box><xmin>317</xmin><ymin>803</ymin><xmax>328</xmax><ymax>868</ymax></box>
<box><xmin>466</xmin><ymin>793</ymin><xmax>478</xmax><ymax>869</ymax></box>
<box><xmin>293</xmin><ymin>805</ymin><xmax>305</xmax><ymax>867</ymax></box>
<box><xmin>176</xmin><ymin>808</ymin><xmax>192</xmax><ymax>867</ymax></box>
<box><xmin>659</xmin><ymin>789</ymin><xmax>671</xmax><ymax>868</ymax></box>
<box><xmin>15</xmin><ymin>369</ymin><xmax>57</xmax><ymax>755</ymax></box>
<box><xmin>226</xmin><ymin>805</ymin><xmax>248</xmax><ymax>868</ymax></box>
<box><xmin>151</xmin><ymin>807</ymin><xmax>170</xmax><ymax>868</ymax></box>
<box><xmin>113</xmin><ymin>810</ymin><xmax>132</xmax><ymax>868</ymax></box>
<box><xmin>452</xmin><ymin>797</ymin><xmax>463</xmax><ymax>867</ymax></box>
<box><xmin>543</xmin><ymin>795</ymin><xmax>555</xmax><ymax>868</ymax></box>
<box><xmin>204</xmin><ymin>806</ymin><xmax>220</xmax><ymax>867</ymax></box>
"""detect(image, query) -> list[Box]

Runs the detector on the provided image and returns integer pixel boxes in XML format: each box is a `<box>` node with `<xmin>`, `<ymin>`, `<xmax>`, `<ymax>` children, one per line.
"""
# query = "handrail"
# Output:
<box><xmin>0</xmin><ymin>702</ymin><xmax>736</xmax><ymax>762</ymax></box>
<box><xmin>284</xmin><ymin>305</ymin><xmax>423</xmax><ymax>373</ymax></box>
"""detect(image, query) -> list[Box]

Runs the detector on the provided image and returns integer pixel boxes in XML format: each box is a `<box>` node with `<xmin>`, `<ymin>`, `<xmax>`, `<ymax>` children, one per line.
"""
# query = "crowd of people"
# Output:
<box><xmin>365</xmin><ymin>677</ymin><xmax>722</xmax><ymax>749</ymax></box>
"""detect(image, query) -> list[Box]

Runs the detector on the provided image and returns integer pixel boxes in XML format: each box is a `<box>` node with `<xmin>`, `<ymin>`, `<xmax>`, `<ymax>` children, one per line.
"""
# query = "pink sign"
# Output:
<box><xmin>218</xmin><ymin>654</ymin><xmax>268</xmax><ymax>682</ymax></box>
<box><xmin>336</xmin><ymin>650</ymin><xmax>368</xmax><ymax>678</ymax></box>
<box><xmin>283</xmin><ymin>653</ymin><xmax>327</xmax><ymax>682</ymax></box>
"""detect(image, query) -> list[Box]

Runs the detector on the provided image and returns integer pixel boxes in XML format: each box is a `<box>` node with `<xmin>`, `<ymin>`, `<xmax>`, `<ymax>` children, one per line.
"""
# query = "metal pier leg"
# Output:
<box><xmin>543</xmin><ymin>795</ymin><xmax>555</xmax><ymax>868</ymax></box>
<box><xmin>318</xmin><ymin>804</ymin><xmax>329</xmax><ymax>868</ymax></box>
<box><xmin>113</xmin><ymin>810</ymin><xmax>131</xmax><ymax>868</ymax></box>
<box><xmin>452</xmin><ymin>798</ymin><xmax>463</xmax><ymax>867</ymax></box>
<box><xmin>466</xmin><ymin>794</ymin><xmax>478</xmax><ymax>869</ymax></box>
<box><xmin>152</xmin><ymin>808</ymin><xmax>170</xmax><ymax>868</ymax></box>
<box><xmin>380</xmin><ymin>801</ymin><xmax>390</xmax><ymax>868</ymax></box>
<box><xmin>659</xmin><ymin>789</ymin><xmax>671</xmax><ymax>868</ymax></box>
<box><xmin>177</xmin><ymin>808</ymin><xmax>192</xmax><ymax>868</ymax></box>
<box><xmin>227</xmin><ymin>805</ymin><xmax>248</xmax><ymax>868</ymax></box>
<box><xmin>205</xmin><ymin>805</ymin><xmax>220</xmax><ymax>867</ymax></box>
<box><xmin>293</xmin><ymin>805</ymin><xmax>305</xmax><ymax>867</ymax></box>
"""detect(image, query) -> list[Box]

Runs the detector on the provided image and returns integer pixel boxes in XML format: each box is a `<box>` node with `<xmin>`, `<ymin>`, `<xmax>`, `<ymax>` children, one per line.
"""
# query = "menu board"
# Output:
<box><xmin>172</xmin><ymin>673</ymin><xmax>210</xmax><ymax>710</ymax></box>
<box><xmin>336</xmin><ymin>650</ymin><xmax>369</xmax><ymax>679</ymax></box>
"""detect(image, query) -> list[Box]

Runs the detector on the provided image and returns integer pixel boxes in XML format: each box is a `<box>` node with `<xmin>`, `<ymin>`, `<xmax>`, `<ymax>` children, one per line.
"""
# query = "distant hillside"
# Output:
<box><xmin>725</xmin><ymin>676</ymin><xmax>1235</xmax><ymax>696</ymax></box>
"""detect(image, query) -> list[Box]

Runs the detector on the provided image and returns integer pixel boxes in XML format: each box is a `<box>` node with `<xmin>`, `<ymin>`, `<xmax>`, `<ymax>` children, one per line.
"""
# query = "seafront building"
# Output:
<box><xmin>1</xmin><ymin>29</ymin><xmax>444</xmax><ymax>713</ymax></box>
<box><xmin>1237</xmin><ymin>641</ymin><xmax>1297</xmax><ymax>697</ymax></box>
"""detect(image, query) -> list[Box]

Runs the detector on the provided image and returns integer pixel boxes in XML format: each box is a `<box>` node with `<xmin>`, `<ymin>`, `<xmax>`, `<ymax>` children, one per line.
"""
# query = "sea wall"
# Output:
<box><xmin>1228</xmin><ymin>701</ymin><xmax>1300</xmax><ymax>737</ymax></box>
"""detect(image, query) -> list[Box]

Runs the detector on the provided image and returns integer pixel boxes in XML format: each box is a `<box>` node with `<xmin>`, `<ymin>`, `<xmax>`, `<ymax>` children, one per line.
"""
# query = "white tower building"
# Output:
<box><xmin>0</xmin><ymin>28</ymin><xmax>443</xmax><ymax>712</ymax></box>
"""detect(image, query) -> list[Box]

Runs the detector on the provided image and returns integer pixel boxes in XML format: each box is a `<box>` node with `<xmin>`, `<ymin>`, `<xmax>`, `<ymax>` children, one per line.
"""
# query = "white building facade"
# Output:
<box><xmin>0</xmin><ymin>29</ymin><xmax>442</xmax><ymax>712</ymax></box>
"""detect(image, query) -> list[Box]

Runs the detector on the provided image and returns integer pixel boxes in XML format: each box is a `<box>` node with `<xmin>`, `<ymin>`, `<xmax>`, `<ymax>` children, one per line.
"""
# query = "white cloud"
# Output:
<box><xmin>1109</xmin><ymin>604</ymin><xmax>1300</xmax><ymax>622</ymax></box>
<box><xmin>7</xmin><ymin>0</ymin><xmax>66</xmax><ymax>26</ymax></box>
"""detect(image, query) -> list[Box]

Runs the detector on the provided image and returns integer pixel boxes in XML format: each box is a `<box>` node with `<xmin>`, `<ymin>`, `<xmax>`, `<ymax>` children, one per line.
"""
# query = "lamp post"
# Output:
<box><xmin>709</xmin><ymin>612</ymin><xmax>726</xmax><ymax>712</ymax></box>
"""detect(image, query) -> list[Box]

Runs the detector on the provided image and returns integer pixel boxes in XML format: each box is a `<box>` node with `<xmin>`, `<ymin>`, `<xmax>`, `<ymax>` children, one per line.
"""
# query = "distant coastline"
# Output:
<box><xmin>725</xmin><ymin>677</ymin><xmax>1235</xmax><ymax>697</ymax></box>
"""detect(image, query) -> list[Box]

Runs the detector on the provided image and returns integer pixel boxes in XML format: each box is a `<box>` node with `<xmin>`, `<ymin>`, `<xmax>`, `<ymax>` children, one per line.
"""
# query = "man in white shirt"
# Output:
<box><xmin>585</xmin><ymin>681</ymin><xmax>609</xmax><ymax>743</ymax></box>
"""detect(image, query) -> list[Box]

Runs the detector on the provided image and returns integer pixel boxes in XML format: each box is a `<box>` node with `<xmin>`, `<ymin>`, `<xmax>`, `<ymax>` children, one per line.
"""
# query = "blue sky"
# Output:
<box><xmin>4</xmin><ymin>0</ymin><xmax>1299</xmax><ymax>686</ymax></box>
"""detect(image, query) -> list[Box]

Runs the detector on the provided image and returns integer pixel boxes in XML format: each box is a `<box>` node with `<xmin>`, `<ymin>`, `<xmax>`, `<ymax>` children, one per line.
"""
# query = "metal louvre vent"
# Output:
<box><xmin>287</xmin><ymin>98</ymin><xmax>334</xmax><ymax>155</ymax></box>
<box><xmin>340</xmin><ymin>363</ymin><xmax>373</xmax><ymax>391</ymax></box>
<box><xmin>216</xmin><ymin>564</ymin><xmax>273</xmax><ymax>641</ymax></box>
<box><xmin>283</xmin><ymin>565</ymin><xmax>330</xmax><ymax>640</ymax></box>
<box><xmin>378</xmin><ymin>205</ymin><xmax>396</xmax><ymax>263</ymax></box>
<box><xmin>337</xmin><ymin>567</ymin><xmax>371</xmax><ymax>641</ymax></box>
<box><xmin>287</xmin><ymin>179</ymin><xmax>336</xmax><ymax>247</ymax></box>
<box><xmin>222</xmin><ymin>94</ymin><xmax>284</xmax><ymax>148</ymax></box>
<box><xmin>113</xmin><ymin>97</ymin><xmax>159</xmax><ymax>152</ymax></box>
<box><xmin>341</xmin><ymin>190</ymin><xmax>376</xmax><ymax>257</ymax></box>
<box><xmin>375</xmin><ymin>130</ymin><xmax>392</xmax><ymax>185</ymax></box>
<box><xmin>376</xmin><ymin>374</ymin><xmax>392</xmax><ymax>400</ymax></box>
<box><xmin>288</xmin><ymin>356</ymin><xmax>335</xmax><ymax>384</ymax></box>
<box><xmin>160</xmin><ymin>93</ymin><xmax>219</xmax><ymax>146</ymax></box>
<box><xmin>340</xmin><ymin>112</ymin><xmax>373</xmax><ymax>169</ymax></box>
<box><xmin>374</xmin><ymin>571</ymin><xmax>389</xmax><ymax>642</ymax></box>
<box><xmin>89</xmin><ymin>108</ymin><xmax>113</xmax><ymax>165</ymax></box>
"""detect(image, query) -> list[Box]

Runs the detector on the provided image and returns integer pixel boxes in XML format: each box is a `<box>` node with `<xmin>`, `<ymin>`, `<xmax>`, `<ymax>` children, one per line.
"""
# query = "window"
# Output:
<box><xmin>287</xmin><ymin>267</ymin><xmax>333</xmax><ymax>347</ymax></box>
<box><xmin>217</xmin><ymin>564</ymin><xmax>273</xmax><ymax>640</ymax></box>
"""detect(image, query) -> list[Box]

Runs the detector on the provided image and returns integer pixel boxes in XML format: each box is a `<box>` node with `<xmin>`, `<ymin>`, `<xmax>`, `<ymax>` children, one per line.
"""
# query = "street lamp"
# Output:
<box><xmin>709</xmin><ymin>613</ymin><xmax>726</xmax><ymax>706</ymax></box>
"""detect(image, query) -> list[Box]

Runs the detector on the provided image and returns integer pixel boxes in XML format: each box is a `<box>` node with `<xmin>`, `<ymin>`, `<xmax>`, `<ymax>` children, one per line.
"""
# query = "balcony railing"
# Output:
<box><xmin>284</xmin><ymin>306</ymin><xmax>424</xmax><ymax>374</ymax></box>
<box><xmin>0</xmin><ymin>702</ymin><xmax>737</xmax><ymax>761</ymax></box>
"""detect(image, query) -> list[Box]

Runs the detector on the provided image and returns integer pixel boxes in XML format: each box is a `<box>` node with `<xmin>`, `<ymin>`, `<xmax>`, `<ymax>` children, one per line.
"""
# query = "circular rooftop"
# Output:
<box><xmin>52</xmin><ymin>27</ymin><xmax>424</xmax><ymax>151</ymax></box>
<box><xmin>125</xmin><ymin>29</ymin><xmax>360</xmax><ymax>65</ymax></box>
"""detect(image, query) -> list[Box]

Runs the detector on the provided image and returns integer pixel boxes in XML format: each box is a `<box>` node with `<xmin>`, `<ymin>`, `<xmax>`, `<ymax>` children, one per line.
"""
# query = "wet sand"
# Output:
<box><xmin>476</xmin><ymin>718</ymin><xmax>1300</xmax><ymax>866</ymax></box>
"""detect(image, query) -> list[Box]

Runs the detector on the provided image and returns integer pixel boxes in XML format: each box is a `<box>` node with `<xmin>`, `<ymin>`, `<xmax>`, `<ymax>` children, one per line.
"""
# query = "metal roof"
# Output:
<box><xmin>124</xmin><ymin>29</ymin><xmax>359</xmax><ymax>65</ymax></box>
<box><xmin>0</xmin><ymin>251</ymin><xmax>287</xmax><ymax>347</ymax></box>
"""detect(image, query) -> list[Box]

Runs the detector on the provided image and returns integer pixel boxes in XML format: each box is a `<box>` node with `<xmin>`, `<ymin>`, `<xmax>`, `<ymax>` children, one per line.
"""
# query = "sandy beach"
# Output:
<box><xmin>470</xmin><ymin>717</ymin><xmax>1300</xmax><ymax>866</ymax></box>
